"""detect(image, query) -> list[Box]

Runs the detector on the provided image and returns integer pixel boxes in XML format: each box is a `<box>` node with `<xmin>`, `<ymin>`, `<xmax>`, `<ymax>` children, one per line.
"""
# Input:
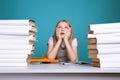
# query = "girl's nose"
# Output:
<box><xmin>61</xmin><ymin>27</ymin><xmax>65</xmax><ymax>30</ymax></box>
<box><xmin>61</xmin><ymin>28</ymin><xmax>65</xmax><ymax>31</ymax></box>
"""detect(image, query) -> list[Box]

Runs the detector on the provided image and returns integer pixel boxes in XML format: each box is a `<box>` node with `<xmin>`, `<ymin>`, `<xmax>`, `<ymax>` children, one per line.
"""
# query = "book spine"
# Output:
<box><xmin>0</xmin><ymin>20</ymin><xmax>29</xmax><ymax>26</ymax></box>
<box><xmin>90</xmin><ymin>23</ymin><xmax>120</xmax><ymax>30</ymax></box>
<box><xmin>0</xmin><ymin>35</ymin><xmax>36</xmax><ymax>40</ymax></box>
<box><xmin>88</xmin><ymin>44</ymin><xmax>120</xmax><ymax>49</ymax></box>
<box><xmin>0</xmin><ymin>45</ymin><xmax>34</xmax><ymax>50</ymax></box>
<box><xmin>0</xmin><ymin>63</ymin><xmax>27</xmax><ymax>66</ymax></box>
<box><xmin>0</xmin><ymin>59</ymin><xmax>27</xmax><ymax>63</ymax></box>
<box><xmin>88</xmin><ymin>37</ymin><xmax>120</xmax><ymax>44</ymax></box>
<box><xmin>0</xmin><ymin>50</ymin><xmax>32</xmax><ymax>54</ymax></box>
<box><xmin>0</xmin><ymin>39</ymin><xmax>34</xmax><ymax>45</ymax></box>
<box><xmin>0</xmin><ymin>54</ymin><xmax>28</xmax><ymax>59</ymax></box>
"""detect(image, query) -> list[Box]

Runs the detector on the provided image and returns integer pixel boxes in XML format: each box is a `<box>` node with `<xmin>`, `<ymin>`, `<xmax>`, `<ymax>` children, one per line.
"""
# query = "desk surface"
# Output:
<box><xmin>0</xmin><ymin>63</ymin><xmax>120</xmax><ymax>73</ymax></box>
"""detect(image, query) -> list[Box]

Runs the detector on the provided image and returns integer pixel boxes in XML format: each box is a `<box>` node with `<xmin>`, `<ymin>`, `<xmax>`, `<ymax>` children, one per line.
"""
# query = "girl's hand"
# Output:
<box><xmin>56</xmin><ymin>29</ymin><xmax>62</xmax><ymax>40</ymax></box>
<box><xmin>64</xmin><ymin>30</ymin><xmax>71</xmax><ymax>40</ymax></box>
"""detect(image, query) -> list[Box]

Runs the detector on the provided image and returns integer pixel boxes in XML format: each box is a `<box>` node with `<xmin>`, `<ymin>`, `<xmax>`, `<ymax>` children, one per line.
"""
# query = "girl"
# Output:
<box><xmin>47</xmin><ymin>20</ymin><xmax>78</xmax><ymax>62</ymax></box>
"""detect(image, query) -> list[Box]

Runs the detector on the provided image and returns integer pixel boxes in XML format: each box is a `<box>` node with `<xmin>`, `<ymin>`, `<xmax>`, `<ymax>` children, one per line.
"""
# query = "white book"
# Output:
<box><xmin>94</xmin><ymin>37</ymin><xmax>120</xmax><ymax>44</ymax></box>
<box><xmin>0</xmin><ymin>25</ymin><xmax>36</xmax><ymax>31</ymax></box>
<box><xmin>0</xmin><ymin>44</ymin><xmax>34</xmax><ymax>50</ymax></box>
<box><xmin>98</xmin><ymin>57</ymin><xmax>120</xmax><ymax>62</ymax></box>
<box><xmin>0</xmin><ymin>29</ymin><xmax>32</xmax><ymax>35</ymax></box>
<box><xmin>96</xmin><ymin>44</ymin><xmax>120</xmax><ymax>48</ymax></box>
<box><xmin>88</xmin><ymin>33</ymin><xmax>120</xmax><ymax>38</ymax></box>
<box><xmin>0</xmin><ymin>63</ymin><xmax>27</xmax><ymax>67</ymax></box>
<box><xmin>97</xmin><ymin>54</ymin><xmax>120</xmax><ymax>58</ymax></box>
<box><xmin>0</xmin><ymin>54</ymin><xmax>28</xmax><ymax>59</ymax></box>
<box><xmin>0</xmin><ymin>50</ymin><xmax>32</xmax><ymax>54</ymax></box>
<box><xmin>0</xmin><ymin>39</ymin><xmax>32</xmax><ymax>45</ymax></box>
<box><xmin>92</xmin><ymin>29</ymin><xmax>120</xmax><ymax>34</ymax></box>
<box><xmin>96</xmin><ymin>48</ymin><xmax>120</xmax><ymax>54</ymax></box>
<box><xmin>0</xmin><ymin>59</ymin><xmax>26</xmax><ymax>63</ymax></box>
<box><xmin>0</xmin><ymin>35</ymin><xmax>36</xmax><ymax>40</ymax></box>
<box><xmin>0</xmin><ymin>20</ymin><xmax>30</xmax><ymax>26</ymax></box>
<box><xmin>100</xmin><ymin>62</ymin><xmax>120</xmax><ymax>68</ymax></box>
<box><xmin>90</xmin><ymin>23</ymin><xmax>120</xmax><ymax>30</ymax></box>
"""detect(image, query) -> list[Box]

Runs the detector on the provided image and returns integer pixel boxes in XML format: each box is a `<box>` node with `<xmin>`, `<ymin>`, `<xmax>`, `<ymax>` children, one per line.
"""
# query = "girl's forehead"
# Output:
<box><xmin>58</xmin><ymin>22</ymin><xmax>69</xmax><ymax>26</ymax></box>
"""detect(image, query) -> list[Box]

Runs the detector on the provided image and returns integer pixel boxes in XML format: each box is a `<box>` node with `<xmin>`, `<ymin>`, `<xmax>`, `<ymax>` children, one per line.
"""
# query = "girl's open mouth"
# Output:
<box><xmin>60</xmin><ymin>33</ymin><xmax>65</xmax><ymax>35</ymax></box>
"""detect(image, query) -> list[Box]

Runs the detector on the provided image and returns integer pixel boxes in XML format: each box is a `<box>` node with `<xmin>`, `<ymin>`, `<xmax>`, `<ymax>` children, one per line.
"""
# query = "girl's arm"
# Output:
<box><xmin>64</xmin><ymin>38</ymin><xmax>78</xmax><ymax>62</ymax></box>
<box><xmin>47</xmin><ymin>39</ymin><xmax>62</xmax><ymax>59</ymax></box>
<box><xmin>63</xmin><ymin>30</ymin><xmax>78</xmax><ymax>62</ymax></box>
<box><xmin>47</xmin><ymin>29</ymin><xmax>62</xmax><ymax>59</ymax></box>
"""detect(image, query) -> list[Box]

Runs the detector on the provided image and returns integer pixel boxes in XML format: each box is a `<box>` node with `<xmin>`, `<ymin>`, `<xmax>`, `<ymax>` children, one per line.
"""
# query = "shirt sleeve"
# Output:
<box><xmin>72</xmin><ymin>38</ymin><xmax>78</xmax><ymax>46</ymax></box>
<box><xmin>48</xmin><ymin>37</ymin><xmax>53</xmax><ymax>45</ymax></box>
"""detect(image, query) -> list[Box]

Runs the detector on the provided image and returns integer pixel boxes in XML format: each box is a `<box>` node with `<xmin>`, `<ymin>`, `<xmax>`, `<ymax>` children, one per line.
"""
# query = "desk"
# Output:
<box><xmin>0</xmin><ymin>63</ymin><xmax>120</xmax><ymax>80</ymax></box>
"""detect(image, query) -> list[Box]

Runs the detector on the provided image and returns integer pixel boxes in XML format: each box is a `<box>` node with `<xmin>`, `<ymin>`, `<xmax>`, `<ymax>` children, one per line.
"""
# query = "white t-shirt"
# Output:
<box><xmin>48</xmin><ymin>37</ymin><xmax>78</xmax><ymax>62</ymax></box>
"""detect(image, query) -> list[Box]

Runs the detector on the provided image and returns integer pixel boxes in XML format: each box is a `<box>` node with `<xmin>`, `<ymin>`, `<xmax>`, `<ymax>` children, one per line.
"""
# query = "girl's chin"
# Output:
<box><xmin>61</xmin><ymin>35</ymin><xmax>65</xmax><ymax>38</ymax></box>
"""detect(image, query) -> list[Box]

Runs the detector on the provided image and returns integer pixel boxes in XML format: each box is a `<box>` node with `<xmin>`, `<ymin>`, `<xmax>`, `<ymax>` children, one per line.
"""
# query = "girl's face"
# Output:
<box><xmin>56</xmin><ymin>22</ymin><xmax>71</xmax><ymax>38</ymax></box>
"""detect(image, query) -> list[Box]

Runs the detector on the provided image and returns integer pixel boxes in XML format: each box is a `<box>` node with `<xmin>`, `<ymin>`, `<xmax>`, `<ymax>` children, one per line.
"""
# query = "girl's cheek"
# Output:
<box><xmin>64</xmin><ymin>30</ymin><xmax>66</xmax><ymax>33</ymax></box>
<box><xmin>57</xmin><ymin>28</ymin><xmax>61</xmax><ymax>31</ymax></box>
<box><xmin>58</xmin><ymin>29</ymin><xmax>62</xmax><ymax>33</ymax></box>
<box><xmin>65</xmin><ymin>29</ymin><xmax>69</xmax><ymax>32</ymax></box>
<box><xmin>59</xmin><ymin>29</ymin><xmax>61</xmax><ymax>32</ymax></box>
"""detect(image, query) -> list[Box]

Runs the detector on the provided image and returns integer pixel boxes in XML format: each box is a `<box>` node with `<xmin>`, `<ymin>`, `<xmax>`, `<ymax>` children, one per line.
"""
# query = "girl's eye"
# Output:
<box><xmin>58</xmin><ymin>26</ymin><xmax>61</xmax><ymax>28</ymax></box>
<box><xmin>65</xmin><ymin>26</ymin><xmax>68</xmax><ymax>29</ymax></box>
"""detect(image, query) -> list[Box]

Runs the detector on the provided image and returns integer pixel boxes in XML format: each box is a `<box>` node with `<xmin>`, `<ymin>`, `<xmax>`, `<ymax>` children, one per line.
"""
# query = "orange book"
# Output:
<box><xmin>28</xmin><ymin>58</ymin><xmax>59</xmax><ymax>63</ymax></box>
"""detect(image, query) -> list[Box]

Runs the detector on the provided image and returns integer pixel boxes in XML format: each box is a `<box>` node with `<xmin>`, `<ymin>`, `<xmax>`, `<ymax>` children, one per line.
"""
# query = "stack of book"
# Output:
<box><xmin>0</xmin><ymin>20</ymin><xmax>37</xmax><ymax>66</ymax></box>
<box><xmin>88</xmin><ymin>23</ymin><xmax>120</xmax><ymax>68</ymax></box>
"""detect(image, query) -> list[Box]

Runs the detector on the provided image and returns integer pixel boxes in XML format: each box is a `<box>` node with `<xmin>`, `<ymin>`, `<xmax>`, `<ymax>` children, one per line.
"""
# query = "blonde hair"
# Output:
<box><xmin>53</xmin><ymin>20</ymin><xmax>73</xmax><ymax>46</ymax></box>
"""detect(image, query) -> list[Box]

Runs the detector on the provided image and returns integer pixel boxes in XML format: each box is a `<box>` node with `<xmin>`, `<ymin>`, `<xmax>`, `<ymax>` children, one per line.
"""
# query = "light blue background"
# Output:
<box><xmin>0</xmin><ymin>0</ymin><xmax>120</xmax><ymax>62</ymax></box>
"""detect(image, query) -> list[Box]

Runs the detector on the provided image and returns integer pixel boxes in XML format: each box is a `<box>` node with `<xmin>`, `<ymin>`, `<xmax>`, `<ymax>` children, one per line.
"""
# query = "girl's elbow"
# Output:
<box><xmin>70</xmin><ymin>57</ymin><xmax>77</xmax><ymax>62</ymax></box>
<box><xmin>47</xmin><ymin>54</ymin><xmax>55</xmax><ymax>59</ymax></box>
